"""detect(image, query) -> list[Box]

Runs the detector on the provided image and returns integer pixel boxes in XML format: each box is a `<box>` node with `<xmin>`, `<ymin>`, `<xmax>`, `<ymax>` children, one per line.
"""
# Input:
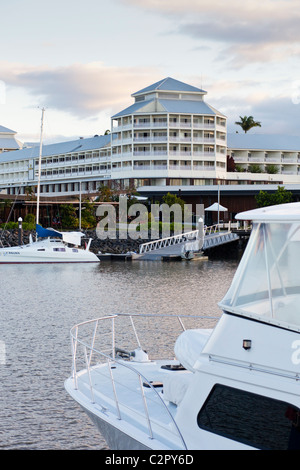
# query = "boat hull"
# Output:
<box><xmin>84</xmin><ymin>407</ymin><xmax>151</xmax><ymax>450</ymax></box>
<box><xmin>0</xmin><ymin>240</ymin><xmax>99</xmax><ymax>263</ymax></box>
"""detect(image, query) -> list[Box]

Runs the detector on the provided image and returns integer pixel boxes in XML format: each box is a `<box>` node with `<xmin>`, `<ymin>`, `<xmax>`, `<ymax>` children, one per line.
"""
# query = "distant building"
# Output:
<box><xmin>110</xmin><ymin>77</ymin><xmax>227</xmax><ymax>187</ymax></box>
<box><xmin>0</xmin><ymin>125</ymin><xmax>23</xmax><ymax>153</ymax></box>
<box><xmin>0</xmin><ymin>77</ymin><xmax>300</xmax><ymax>198</ymax></box>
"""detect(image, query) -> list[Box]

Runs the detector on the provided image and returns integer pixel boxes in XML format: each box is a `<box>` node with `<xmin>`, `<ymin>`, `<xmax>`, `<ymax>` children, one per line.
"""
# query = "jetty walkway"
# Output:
<box><xmin>132</xmin><ymin>224</ymin><xmax>240</xmax><ymax>260</ymax></box>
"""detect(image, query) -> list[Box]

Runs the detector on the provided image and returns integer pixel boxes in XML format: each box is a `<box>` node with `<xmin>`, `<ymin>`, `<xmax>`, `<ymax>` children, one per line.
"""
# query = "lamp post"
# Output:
<box><xmin>18</xmin><ymin>217</ymin><xmax>23</xmax><ymax>245</ymax></box>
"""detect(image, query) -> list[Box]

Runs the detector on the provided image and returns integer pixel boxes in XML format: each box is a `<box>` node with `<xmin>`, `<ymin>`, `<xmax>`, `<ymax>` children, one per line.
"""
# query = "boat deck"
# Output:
<box><xmin>67</xmin><ymin>357</ymin><xmax>192</xmax><ymax>449</ymax></box>
<box><xmin>65</xmin><ymin>313</ymin><xmax>218</xmax><ymax>449</ymax></box>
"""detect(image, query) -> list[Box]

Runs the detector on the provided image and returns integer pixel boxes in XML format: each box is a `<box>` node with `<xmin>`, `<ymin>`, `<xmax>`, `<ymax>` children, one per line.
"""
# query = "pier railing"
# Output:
<box><xmin>69</xmin><ymin>313</ymin><xmax>219</xmax><ymax>449</ymax></box>
<box><xmin>138</xmin><ymin>224</ymin><xmax>235</xmax><ymax>255</ymax></box>
<box><xmin>139</xmin><ymin>230</ymin><xmax>199</xmax><ymax>254</ymax></box>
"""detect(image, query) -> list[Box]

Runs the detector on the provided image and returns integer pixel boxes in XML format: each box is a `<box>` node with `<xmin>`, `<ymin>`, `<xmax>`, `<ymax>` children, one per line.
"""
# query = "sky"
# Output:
<box><xmin>0</xmin><ymin>0</ymin><xmax>300</xmax><ymax>144</ymax></box>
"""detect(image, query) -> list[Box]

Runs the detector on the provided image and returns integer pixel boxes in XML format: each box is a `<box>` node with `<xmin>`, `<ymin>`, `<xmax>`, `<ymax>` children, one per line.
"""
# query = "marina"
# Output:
<box><xmin>0</xmin><ymin>254</ymin><xmax>238</xmax><ymax>449</ymax></box>
<box><xmin>1</xmin><ymin>0</ymin><xmax>299</xmax><ymax>453</ymax></box>
<box><xmin>65</xmin><ymin>202</ymin><xmax>300</xmax><ymax>450</ymax></box>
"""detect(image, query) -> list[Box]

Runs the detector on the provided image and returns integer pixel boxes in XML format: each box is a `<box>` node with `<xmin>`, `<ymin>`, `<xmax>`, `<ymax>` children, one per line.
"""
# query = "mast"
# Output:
<box><xmin>36</xmin><ymin>107</ymin><xmax>45</xmax><ymax>228</ymax></box>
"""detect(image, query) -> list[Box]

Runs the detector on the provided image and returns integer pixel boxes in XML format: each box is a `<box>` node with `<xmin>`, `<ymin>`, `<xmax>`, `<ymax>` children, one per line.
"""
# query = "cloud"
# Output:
<box><xmin>119</xmin><ymin>0</ymin><xmax>300</xmax><ymax>65</ymax></box>
<box><xmin>0</xmin><ymin>62</ymin><xmax>159</xmax><ymax>118</ymax></box>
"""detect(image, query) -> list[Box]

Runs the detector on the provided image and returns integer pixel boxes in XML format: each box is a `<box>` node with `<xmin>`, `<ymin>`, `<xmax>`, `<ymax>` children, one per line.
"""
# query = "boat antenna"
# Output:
<box><xmin>36</xmin><ymin>107</ymin><xmax>45</xmax><ymax>232</ymax></box>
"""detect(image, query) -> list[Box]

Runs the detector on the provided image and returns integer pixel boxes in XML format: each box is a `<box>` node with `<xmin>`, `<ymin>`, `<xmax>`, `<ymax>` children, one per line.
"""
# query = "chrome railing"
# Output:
<box><xmin>69</xmin><ymin>313</ymin><xmax>218</xmax><ymax>449</ymax></box>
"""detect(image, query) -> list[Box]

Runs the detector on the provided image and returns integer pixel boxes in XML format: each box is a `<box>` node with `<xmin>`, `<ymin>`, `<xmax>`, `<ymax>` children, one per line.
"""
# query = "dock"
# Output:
<box><xmin>96</xmin><ymin>224</ymin><xmax>246</xmax><ymax>261</ymax></box>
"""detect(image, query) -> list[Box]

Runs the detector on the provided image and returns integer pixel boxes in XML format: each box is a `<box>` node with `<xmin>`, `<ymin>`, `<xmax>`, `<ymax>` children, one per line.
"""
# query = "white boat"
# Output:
<box><xmin>0</xmin><ymin>108</ymin><xmax>99</xmax><ymax>264</ymax></box>
<box><xmin>0</xmin><ymin>224</ymin><xmax>99</xmax><ymax>263</ymax></box>
<box><xmin>65</xmin><ymin>202</ymin><xmax>300</xmax><ymax>450</ymax></box>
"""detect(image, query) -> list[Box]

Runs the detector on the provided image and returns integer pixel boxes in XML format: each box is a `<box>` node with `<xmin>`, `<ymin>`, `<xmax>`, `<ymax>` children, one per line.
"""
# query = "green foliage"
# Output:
<box><xmin>255</xmin><ymin>186</ymin><xmax>293</xmax><ymax>208</ymax></box>
<box><xmin>60</xmin><ymin>204</ymin><xmax>78</xmax><ymax>229</ymax></box>
<box><xmin>162</xmin><ymin>192</ymin><xmax>185</xmax><ymax>211</ymax></box>
<box><xmin>235</xmin><ymin>165</ymin><xmax>246</xmax><ymax>172</ymax></box>
<box><xmin>235</xmin><ymin>115</ymin><xmax>262</xmax><ymax>133</ymax></box>
<box><xmin>23</xmin><ymin>213</ymin><xmax>36</xmax><ymax>230</ymax></box>
<box><xmin>96</xmin><ymin>185</ymin><xmax>118</xmax><ymax>202</ymax></box>
<box><xmin>248</xmin><ymin>164</ymin><xmax>263</xmax><ymax>173</ymax></box>
<box><xmin>265</xmin><ymin>164</ymin><xmax>279</xmax><ymax>174</ymax></box>
<box><xmin>80</xmin><ymin>201</ymin><xmax>96</xmax><ymax>229</ymax></box>
<box><xmin>0</xmin><ymin>221</ymin><xmax>35</xmax><ymax>230</ymax></box>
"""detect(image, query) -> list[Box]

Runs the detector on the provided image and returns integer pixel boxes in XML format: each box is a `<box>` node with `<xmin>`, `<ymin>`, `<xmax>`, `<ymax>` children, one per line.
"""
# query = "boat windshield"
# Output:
<box><xmin>219</xmin><ymin>222</ymin><xmax>300</xmax><ymax>330</ymax></box>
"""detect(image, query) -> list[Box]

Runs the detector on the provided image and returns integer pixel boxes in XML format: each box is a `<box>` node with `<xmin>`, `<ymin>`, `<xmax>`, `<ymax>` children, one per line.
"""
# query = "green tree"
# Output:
<box><xmin>162</xmin><ymin>192</ymin><xmax>185</xmax><ymax>211</ymax></box>
<box><xmin>96</xmin><ymin>184</ymin><xmax>118</xmax><ymax>202</ymax></box>
<box><xmin>235</xmin><ymin>115</ymin><xmax>261</xmax><ymax>133</ymax></box>
<box><xmin>161</xmin><ymin>192</ymin><xmax>187</xmax><ymax>224</ymax></box>
<box><xmin>24</xmin><ymin>213</ymin><xmax>36</xmax><ymax>230</ymax></box>
<box><xmin>248</xmin><ymin>164</ymin><xmax>264</xmax><ymax>173</ymax></box>
<box><xmin>255</xmin><ymin>186</ymin><xmax>293</xmax><ymax>207</ymax></box>
<box><xmin>81</xmin><ymin>201</ymin><xmax>96</xmax><ymax>229</ymax></box>
<box><xmin>60</xmin><ymin>204</ymin><xmax>78</xmax><ymax>229</ymax></box>
<box><xmin>265</xmin><ymin>164</ymin><xmax>279</xmax><ymax>174</ymax></box>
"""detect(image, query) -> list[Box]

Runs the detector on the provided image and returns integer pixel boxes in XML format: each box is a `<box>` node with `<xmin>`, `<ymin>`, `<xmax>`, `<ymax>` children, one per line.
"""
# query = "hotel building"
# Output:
<box><xmin>1</xmin><ymin>77</ymin><xmax>300</xmax><ymax>197</ymax></box>
<box><xmin>0</xmin><ymin>125</ymin><xmax>23</xmax><ymax>154</ymax></box>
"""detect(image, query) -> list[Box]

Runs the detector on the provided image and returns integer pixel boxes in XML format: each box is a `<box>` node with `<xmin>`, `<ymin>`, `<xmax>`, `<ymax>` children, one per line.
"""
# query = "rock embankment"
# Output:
<box><xmin>0</xmin><ymin>229</ymin><xmax>148</xmax><ymax>254</ymax></box>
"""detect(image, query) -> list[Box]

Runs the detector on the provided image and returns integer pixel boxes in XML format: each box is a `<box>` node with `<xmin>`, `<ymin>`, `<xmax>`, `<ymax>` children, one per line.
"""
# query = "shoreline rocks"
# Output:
<box><xmin>0</xmin><ymin>228</ymin><xmax>148</xmax><ymax>254</ymax></box>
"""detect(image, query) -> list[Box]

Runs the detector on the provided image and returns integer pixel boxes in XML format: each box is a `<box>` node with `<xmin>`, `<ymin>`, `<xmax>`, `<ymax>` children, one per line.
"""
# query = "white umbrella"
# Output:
<box><xmin>205</xmin><ymin>202</ymin><xmax>228</xmax><ymax>212</ymax></box>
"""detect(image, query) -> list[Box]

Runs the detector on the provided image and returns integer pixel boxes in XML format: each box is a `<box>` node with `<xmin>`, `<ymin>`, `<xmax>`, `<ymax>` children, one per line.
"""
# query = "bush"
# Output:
<box><xmin>0</xmin><ymin>221</ymin><xmax>34</xmax><ymax>230</ymax></box>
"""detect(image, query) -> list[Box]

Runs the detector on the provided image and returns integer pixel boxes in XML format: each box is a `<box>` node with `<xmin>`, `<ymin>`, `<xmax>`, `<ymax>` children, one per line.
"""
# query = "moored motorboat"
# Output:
<box><xmin>65</xmin><ymin>202</ymin><xmax>300</xmax><ymax>449</ymax></box>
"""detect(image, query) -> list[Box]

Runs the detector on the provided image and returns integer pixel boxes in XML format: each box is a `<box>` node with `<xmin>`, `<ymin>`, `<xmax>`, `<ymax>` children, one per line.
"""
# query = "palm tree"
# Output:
<box><xmin>235</xmin><ymin>116</ymin><xmax>261</xmax><ymax>133</ymax></box>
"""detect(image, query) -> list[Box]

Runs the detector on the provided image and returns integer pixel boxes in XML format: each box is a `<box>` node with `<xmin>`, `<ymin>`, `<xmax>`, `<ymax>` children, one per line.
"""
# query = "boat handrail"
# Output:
<box><xmin>69</xmin><ymin>313</ymin><xmax>219</xmax><ymax>449</ymax></box>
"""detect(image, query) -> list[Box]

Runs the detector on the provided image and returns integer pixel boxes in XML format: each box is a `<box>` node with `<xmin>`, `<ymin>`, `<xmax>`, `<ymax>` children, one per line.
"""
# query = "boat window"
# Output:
<box><xmin>219</xmin><ymin>222</ymin><xmax>300</xmax><ymax>329</ymax></box>
<box><xmin>72</xmin><ymin>249</ymin><xmax>78</xmax><ymax>252</ymax></box>
<box><xmin>53</xmin><ymin>248</ymin><xmax>66</xmax><ymax>252</ymax></box>
<box><xmin>37</xmin><ymin>249</ymin><xmax>45</xmax><ymax>251</ymax></box>
<box><xmin>197</xmin><ymin>384</ymin><xmax>300</xmax><ymax>450</ymax></box>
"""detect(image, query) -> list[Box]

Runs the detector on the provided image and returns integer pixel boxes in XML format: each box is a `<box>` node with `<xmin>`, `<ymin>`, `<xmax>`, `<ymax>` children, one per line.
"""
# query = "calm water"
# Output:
<box><xmin>0</xmin><ymin>257</ymin><xmax>239</xmax><ymax>450</ymax></box>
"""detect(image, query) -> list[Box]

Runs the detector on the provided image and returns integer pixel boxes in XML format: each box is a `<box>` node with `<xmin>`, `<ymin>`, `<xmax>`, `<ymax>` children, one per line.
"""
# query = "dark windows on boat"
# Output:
<box><xmin>197</xmin><ymin>384</ymin><xmax>300</xmax><ymax>450</ymax></box>
<box><xmin>53</xmin><ymin>248</ymin><xmax>66</xmax><ymax>252</ymax></box>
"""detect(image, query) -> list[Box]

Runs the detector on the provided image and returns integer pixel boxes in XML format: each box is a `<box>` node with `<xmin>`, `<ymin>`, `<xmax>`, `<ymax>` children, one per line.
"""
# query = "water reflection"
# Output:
<box><xmin>0</xmin><ymin>258</ymin><xmax>238</xmax><ymax>449</ymax></box>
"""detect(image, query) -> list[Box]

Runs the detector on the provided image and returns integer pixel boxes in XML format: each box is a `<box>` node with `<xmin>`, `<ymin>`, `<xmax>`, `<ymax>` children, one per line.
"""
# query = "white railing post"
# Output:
<box><xmin>72</xmin><ymin>326</ymin><xmax>79</xmax><ymax>389</ymax></box>
<box><xmin>88</xmin><ymin>319</ymin><xmax>99</xmax><ymax>367</ymax></box>
<box><xmin>107</xmin><ymin>358</ymin><xmax>121</xmax><ymax>420</ymax></box>
<box><xmin>138</xmin><ymin>375</ymin><xmax>153</xmax><ymax>439</ymax></box>
<box><xmin>112</xmin><ymin>317</ymin><xmax>115</xmax><ymax>361</ymax></box>
<box><xmin>84</xmin><ymin>346</ymin><xmax>95</xmax><ymax>403</ymax></box>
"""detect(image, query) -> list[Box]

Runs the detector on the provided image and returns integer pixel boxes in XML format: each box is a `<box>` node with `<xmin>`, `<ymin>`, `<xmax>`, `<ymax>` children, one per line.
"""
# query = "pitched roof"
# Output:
<box><xmin>0</xmin><ymin>134</ymin><xmax>111</xmax><ymax>163</ymax></box>
<box><xmin>0</xmin><ymin>125</ymin><xmax>16</xmax><ymax>134</ymax></box>
<box><xmin>112</xmin><ymin>98</ymin><xmax>225</xmax><ymax>119</ymax></box>
<box><xmin>227</xmin><ymin>133</ymin><xmax>300</xmax><ymax>151</ymax></box>
<box><xmin>132</xmin><ymin>77</ymin><xmax>206</xmax><ymax>96</ymax></box>
<box><xmin>0</xmin><ymin>138</ymin><xmax>22</xmax><ymax>150</ymax></box>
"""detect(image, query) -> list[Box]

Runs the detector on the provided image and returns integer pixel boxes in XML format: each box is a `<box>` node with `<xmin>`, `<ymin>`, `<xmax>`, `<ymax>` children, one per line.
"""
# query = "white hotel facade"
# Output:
<box><xmin>1</xmin><ymin>77</ymin><xmax>300</xmax><ymax>197</ymax></box>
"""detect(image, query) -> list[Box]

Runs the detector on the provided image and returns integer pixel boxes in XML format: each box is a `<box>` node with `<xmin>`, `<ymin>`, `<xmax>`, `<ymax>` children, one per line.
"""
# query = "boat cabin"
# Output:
<box><xmin>219</xmin><ymin>202</ymin><xmax>300</xmax><ymax>332</ymax></box>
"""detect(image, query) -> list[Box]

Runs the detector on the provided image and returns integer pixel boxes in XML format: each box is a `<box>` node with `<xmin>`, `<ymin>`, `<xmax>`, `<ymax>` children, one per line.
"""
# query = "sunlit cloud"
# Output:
<box><xmin>0</xmin><ymin>62</ymin><xmax>159</xmax><ymax>118</ymax></box>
